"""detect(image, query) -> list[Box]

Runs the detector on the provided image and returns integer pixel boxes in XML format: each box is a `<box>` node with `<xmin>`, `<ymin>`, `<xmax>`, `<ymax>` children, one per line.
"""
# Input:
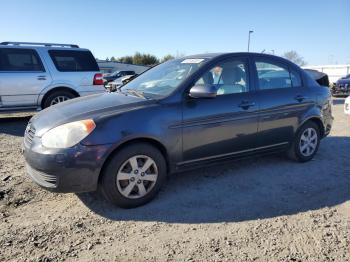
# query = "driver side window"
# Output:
<box><xmin>194</xmin><ymin>59</ymin><xmax>249</xmax><ymax>95</ymax></box>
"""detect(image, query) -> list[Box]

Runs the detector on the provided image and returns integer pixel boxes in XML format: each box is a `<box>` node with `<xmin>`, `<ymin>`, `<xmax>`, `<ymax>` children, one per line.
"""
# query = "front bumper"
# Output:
<box><xmin>23</xmin><ymin>136</ymin><xmax>112</xmax><ymax>193</ymax></box>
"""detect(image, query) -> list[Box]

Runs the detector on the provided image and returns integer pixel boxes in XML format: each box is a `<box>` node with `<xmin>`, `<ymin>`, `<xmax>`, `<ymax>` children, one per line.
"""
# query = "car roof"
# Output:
<box><xmin>0</xmin><ymin>42</ymin><xmax>89</xmax><ymax>51</ymax></box>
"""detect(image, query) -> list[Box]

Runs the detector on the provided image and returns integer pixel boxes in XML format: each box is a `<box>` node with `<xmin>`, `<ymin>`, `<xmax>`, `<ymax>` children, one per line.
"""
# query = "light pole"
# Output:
<box><xmin>247</xmin><ymin>30</ymin><xmax>254</xmax><ymax>52</ymax></box>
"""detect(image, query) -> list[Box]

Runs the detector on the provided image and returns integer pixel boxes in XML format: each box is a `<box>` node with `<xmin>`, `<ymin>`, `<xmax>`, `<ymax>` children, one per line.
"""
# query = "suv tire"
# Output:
<box><xmin>100</xmin><ymin>143</ymin><xmax>167</xmax><ymax>208</ymax></box>
<box><xmin>43</xmin><ymin>90</ymin><xmax>76</xmax><ymax>108</ymax></box>
<box><xmin>287</xmin><ymin>121</ymin><xmax>320</xmax><ymax>162</ymax></box>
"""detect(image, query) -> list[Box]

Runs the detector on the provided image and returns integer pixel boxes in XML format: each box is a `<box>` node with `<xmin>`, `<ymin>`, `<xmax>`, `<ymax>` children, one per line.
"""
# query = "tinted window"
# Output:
<box><xmin>256</xmin><ymin>61</ymin><xmax>301</xmax><ymax>89</ymax></box>
<box><xmin>195</xmin><ymin>59</ymin><xmax>249</xmax><ymax>95</ymax></box>
<box><xmin>49</xmin><ymin>50</ymin><xmax>99</xmax><ymax>72</ymax></box>
<box><xmin>0</xmin><ymin>48</ymin><xmax>44</xmax><ymax>72</ymax></box>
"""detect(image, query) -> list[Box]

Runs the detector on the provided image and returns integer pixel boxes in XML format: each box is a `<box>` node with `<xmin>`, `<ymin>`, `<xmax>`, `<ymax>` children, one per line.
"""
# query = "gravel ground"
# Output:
<box><xmin>1</xmin><ymin>98</ymin><xmax>349</xmax><ymax>262</ymax></box>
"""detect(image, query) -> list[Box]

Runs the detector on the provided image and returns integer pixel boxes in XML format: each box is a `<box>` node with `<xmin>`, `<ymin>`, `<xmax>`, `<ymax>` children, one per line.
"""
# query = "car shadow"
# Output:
<box><xmin>78</xmin><ymin>135</ymin><xmax>350</xmax><ymax>223</ymax></box>
<box><xmin>0</xmin><ymin>116</ymin><xmax>31</xmax><ymax>137</ymax></box>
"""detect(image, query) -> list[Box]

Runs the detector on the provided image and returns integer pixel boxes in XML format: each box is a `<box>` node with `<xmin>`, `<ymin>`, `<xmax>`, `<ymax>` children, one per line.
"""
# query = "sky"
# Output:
<box><xmin>1</xmin><ymin>0</ymin><xmax>349</xmax><ymax>65</ymax></box>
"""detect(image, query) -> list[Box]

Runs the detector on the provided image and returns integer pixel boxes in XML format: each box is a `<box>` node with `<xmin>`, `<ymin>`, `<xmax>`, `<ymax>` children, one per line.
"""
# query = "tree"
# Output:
<box><xmin>161</xmin><ymin>54</ymin><xmax>175</xmax><ymax>63</ymax></box>
<box><xmin>110</xmin><ymin>56</ymin><xmax>117</xmax><ymax>62</ymax></box>
<box><xmin>282</xmin><ymin>51</ymin><xmax>307</xmax><ymax>66</ymax></box>
<box><xmin>117</xmin><ymin>55</ymin><xmax>133</xmax><ymax>64</ymax></box>
<box><xmin>133</xmin><ymin>52</ymin><xmax>159</xmax><ymax>65</ymax></box>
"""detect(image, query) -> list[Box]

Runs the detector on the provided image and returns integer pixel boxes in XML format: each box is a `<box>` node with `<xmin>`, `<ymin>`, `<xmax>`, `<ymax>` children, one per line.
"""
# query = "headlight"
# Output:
<box><xmin>42</xmin><ymin>119</ymin><xmax>96</xmax><ymax>149</ymax></box>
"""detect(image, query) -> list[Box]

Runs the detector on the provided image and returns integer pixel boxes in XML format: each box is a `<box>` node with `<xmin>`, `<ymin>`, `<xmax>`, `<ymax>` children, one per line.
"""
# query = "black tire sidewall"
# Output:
<box><xmin>292</xmin><ymin>122</ymin><xmax>320</xmax><ymax>162</ymax></box>
<box><xmin>100</xmin><ymin>143</ymin><xmax>167</xmax><ymax>208</ymax></box>
<box><xmin>43</xmin><ymin>91</ymin><xmax>76</xmax><ymax>108</ymax></box>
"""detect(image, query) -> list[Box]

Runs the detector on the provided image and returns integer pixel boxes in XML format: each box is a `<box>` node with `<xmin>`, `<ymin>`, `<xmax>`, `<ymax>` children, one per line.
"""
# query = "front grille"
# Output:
<box><xmin>26</xmin><ymin>163</ymin><xmax>57</xmax><ymax>188</ymax></box>
<box><xmin>24</xmin><ymin>124</ymin><xmax>36</xmax><ymax>147</ymax></box>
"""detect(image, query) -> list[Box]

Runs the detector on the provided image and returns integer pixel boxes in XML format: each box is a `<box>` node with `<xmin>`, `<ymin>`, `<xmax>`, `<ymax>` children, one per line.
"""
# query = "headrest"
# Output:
<box><xmin>221</xmin><ymin>66</ymin><xmax>244</xmax><ymax>84</ymax></box>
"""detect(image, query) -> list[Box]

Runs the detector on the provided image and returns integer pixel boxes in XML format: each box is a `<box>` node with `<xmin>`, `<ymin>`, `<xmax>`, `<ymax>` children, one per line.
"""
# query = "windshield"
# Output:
<box><xmin>120</xmin><ymin>58</ymin><xmax>207</xmax><ymax>98</ymax></box>
<box><xmin>111</xmin><ymin>71</ymin><xmax>120</xmax><ymax>77</ymax></box>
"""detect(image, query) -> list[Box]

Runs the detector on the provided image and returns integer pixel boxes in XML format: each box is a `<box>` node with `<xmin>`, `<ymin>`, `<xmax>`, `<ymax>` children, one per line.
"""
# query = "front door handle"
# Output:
<box><xmin>294</xmin><ymin>95</ymin><xmax>309</xmax><ymax>102</ymax></box>
<box><xmin>238</xmin><ymin>101</ymin><xmax>255</xmax><ymax>109</ymax></box>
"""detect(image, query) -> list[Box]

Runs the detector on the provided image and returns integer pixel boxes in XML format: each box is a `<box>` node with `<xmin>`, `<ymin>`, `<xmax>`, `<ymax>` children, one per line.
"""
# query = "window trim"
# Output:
<box><xmin>253</xmin><ymin>57</ymin><xmax>303</xmax><ymax>91</ymax></box>
<box><xmin>0</xmin><ymin>48</ymin><xmax>45</xmax><ymax>73</ymax></box>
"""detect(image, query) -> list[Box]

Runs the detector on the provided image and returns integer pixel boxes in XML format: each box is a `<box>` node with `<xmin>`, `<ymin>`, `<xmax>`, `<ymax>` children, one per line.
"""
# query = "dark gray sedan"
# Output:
<box><xmin>24</xmin><ymin>53</ymin><xmax>333</xmax><ymax>208</ymax></box>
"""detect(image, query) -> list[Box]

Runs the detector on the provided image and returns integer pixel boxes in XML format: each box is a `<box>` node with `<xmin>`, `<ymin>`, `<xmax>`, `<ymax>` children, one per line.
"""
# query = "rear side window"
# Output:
<box><xmin>0</xmin><ymin>48</ymin><xmax>44</xmax><ymax>72</ymax></box>
<box><xmin>49</xmin><ymin>50</ymin><xmax>99</xmax><ymax>72</ymax></box>
<box><xmin>256</xmin><ymin>61</ymin><xmax>301</xmax><ymax>90</ymax></box>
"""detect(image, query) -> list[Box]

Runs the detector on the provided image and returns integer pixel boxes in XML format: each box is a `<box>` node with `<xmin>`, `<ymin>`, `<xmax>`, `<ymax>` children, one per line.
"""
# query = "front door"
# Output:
<box><xmin>181</xmin><ymin>57</ymin><xmax>259</xmax><ymax>163</ymax></box>
<box><xmin>0</xmin><ymin>48</ymin><xmax>50</xmax><ymax>107</ymax></box>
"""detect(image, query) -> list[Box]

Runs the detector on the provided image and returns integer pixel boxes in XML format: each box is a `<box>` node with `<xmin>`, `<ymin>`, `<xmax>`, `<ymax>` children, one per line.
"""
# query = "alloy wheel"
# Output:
<box><xmin>50</xmin><ymin>96</ymin><xmax>70</xmax><ymax>105</ymax></box>
<box><xmin>116</xmin><ymin>155</ymin><xmax>158</xmax><ymax>199</ymax></box>
<box><xmin>299</xmin><ymin>127</ymin><xmax>318</xmax><ymax>157</ymax></box>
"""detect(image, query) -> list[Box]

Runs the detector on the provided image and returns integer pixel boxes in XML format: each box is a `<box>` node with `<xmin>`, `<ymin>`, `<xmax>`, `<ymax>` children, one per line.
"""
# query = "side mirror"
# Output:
<box><xmin>189</xmin><ymin>84</ymin><xmax>217</xmax><ymax>98</ymax></box>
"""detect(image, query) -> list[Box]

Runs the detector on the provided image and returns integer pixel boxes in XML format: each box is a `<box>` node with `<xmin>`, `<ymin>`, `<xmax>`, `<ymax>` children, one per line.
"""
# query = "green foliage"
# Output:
<box><xmin>115</xmin><ymin>52</ymin><xmax>159</xmax><ymax>65</ymax></box>
<box><xmin>117</xmin><ymin>55</ymin><xmax>133</xmax><ymax>64</ymax></box>
<box><xmin>161</xmin><ymin>54</ymin><xmax>175</xmax><ymax>63</ymax></box>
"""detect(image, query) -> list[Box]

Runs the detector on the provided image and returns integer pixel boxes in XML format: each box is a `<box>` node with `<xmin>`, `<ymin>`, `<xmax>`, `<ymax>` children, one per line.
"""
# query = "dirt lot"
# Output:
<box><xmin>1</xmin><ymin>98</ymin><xmax>349</xmax><ymax>262</ymax></box>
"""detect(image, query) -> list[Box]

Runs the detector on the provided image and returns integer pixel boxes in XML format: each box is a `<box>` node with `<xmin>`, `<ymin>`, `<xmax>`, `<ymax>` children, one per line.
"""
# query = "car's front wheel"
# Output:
<box><xmin>288</xmin><ymin>121</ymin><xmax>320</xmax><ymax>162</ymax></box>
<box><xmin>100</xmin><ymin>143</ymin><xmax>167</xmax><ymax>208</ymax></box>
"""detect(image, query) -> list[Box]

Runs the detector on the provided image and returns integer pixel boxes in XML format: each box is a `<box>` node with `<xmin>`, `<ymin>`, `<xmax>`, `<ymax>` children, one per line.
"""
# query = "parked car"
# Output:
<box><xmin>345</xmin><ymin>96</ymin><xmax>350</xmax><ymax>114</ymax></box>
<box><xmin>332</xmin><ymin>74</ymin><xmax>350</xmax><ymax>97</ymax></box>
<box><xmin>103</xmin><ymin>70</ymin><xmax>136</xmax><ymax>83</ymax></box>
<box><xmin>23</xmin><ymin>52</ymin><xmax>333</xmax><ymax>208</ymax></box>
<box><xmin>0</xmin><ymin>42</ymin><xmax>105</xmax><ymax>112</ymax></box>
<box><xmin>106</xmin><ymin>74</ymin><xmax>138</xmax><ymax>92</ymax></box>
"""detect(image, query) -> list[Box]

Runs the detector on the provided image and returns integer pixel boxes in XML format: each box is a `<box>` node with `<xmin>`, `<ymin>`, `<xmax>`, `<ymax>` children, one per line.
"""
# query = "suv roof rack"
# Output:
<box><xmin>0</xmin><ymin>42</ymin><xmax>79</xmax><ymax>48</ymax></box>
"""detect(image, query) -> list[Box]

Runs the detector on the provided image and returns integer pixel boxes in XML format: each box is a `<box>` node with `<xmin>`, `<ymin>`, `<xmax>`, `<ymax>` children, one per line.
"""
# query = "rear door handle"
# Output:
<box><xmin>37</xmin><ymin>75</ymin><xmax>47</xmax><ymax>80</ymax></box>
<box><xmin>238</xmin><ymin>101</ymin><xmax>255</xmax><ymax>109</ymax></box>
<box><xmin>294</xmin><ymin>95</ymin><xmax>309</xmax><ymax>102</ymax></box>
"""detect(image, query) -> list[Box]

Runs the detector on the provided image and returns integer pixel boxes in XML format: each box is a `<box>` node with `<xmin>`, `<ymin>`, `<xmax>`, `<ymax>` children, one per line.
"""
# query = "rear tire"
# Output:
<box><xmin>287</xmin><ymin>121</ymin><xmax>320</xmax><ymax>162</ymax></box>
<box><xmin>43</xmin><ymin>90</ymin><xmax>76</xmax><ymax>108</ymax></box>
<box><xmin>100</xmin><ymin>143</ymin><xmax>167</xmax><ymax>208</ymax></box>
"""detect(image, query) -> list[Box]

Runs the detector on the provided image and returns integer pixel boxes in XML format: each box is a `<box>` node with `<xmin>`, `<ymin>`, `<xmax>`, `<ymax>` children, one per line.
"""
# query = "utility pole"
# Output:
<box><xmin>247</xmin><ymin>30</ymin><xmax>254</xmax><ymax>52</ymax></box>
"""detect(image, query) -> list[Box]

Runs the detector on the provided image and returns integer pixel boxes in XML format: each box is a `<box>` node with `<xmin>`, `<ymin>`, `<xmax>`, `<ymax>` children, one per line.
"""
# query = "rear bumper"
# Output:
<box><xmin>24</xmin><ymin>139</ymin><xmax>112</xmax><ymax>193</ymax></box>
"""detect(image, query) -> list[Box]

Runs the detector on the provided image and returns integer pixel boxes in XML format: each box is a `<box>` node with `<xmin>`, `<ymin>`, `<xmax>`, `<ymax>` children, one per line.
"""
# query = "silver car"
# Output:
<box><xmin>0</xmin><ymin>42</ymin><xmax>105</xmax><ymax>112</ymax></box>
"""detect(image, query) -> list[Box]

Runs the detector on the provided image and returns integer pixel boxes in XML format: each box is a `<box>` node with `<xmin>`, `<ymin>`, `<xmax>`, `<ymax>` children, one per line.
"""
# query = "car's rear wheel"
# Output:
<box><xmin>287</xmin><ymin>121</ymin><xmax>320</xmax><ymax>162</ymax></box>
<box><xmin>100</xmin><ymin>143</ymin><xmax>166</xmax><ymax>208</ymax></box>
<box><xmin>43</xmin><ymin>90</ymin><xmax>76</xmax><ymax>108</ymax></box>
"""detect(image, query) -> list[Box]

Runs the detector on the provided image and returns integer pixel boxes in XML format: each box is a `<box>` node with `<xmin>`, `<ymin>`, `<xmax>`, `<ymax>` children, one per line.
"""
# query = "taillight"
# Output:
<box><xmin>93</xmin><ymin>73</ymin><xmax>104</xmax><ymax>85</ymax></box>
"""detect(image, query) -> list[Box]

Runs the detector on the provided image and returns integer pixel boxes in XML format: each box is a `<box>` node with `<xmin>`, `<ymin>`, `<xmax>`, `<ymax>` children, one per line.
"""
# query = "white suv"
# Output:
<box><xmin>0</xmin><ymin>42</ymin><xmax>105</xmax><ymax>112</ymax></box>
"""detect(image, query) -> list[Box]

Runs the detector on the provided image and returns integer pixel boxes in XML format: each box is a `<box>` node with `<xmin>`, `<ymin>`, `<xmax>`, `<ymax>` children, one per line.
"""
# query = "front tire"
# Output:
<box><xmin>287</xmin><ymin>121</ymin><xmax>320</xmax><ymax>162</ymax></box>
<box><xmin>100</xmin><ymin>143</ymin><xmax>167</xmax><ymax>208</ymax></box>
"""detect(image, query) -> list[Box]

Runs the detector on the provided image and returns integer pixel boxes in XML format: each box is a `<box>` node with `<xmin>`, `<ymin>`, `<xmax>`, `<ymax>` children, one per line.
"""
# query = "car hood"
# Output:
<box><xmin>31</xmin><ymin>92</ymin><xmax>152</xmax><ymax>137</ymax></box>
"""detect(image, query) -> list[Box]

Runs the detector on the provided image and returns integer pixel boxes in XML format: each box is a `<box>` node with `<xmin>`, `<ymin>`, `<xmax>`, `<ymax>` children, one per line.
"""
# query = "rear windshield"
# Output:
<box><xmin>48</xmin><ymin>50</ymin><xmax>99</xmax><ymax>72</ymax></box>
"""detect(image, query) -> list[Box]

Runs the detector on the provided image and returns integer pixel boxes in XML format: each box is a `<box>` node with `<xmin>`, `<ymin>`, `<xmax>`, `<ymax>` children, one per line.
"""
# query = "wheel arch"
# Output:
<box><xmin>40</xmin><ymin>86</ymin><xmax>79</xmax><ymax>108</ymax></box>
<box><xmin>299</xmin><ymin>116</ymin><xmax>325</xmax><ymax>138</ymax></box>
<box><xmin>98</xmin><ymin>137</ymin><xmax>170</xmax><ymax>185</ymax></box>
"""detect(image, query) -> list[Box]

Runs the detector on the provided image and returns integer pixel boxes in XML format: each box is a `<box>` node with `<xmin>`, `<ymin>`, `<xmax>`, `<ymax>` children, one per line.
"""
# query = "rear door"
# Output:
<box><xmin>0</xmin><ymin>48</ymin><xmax>51</xmax><ymax>107</ymax></box>
<box><xmin>181</xmin><ymin>56</ymin><xmax>259</xmax><ymax>163</ymax></box>
<box><xmin>253</xmin><ymin>58</ymin><xmax>312</xmax><ymax>147</ymax></box>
